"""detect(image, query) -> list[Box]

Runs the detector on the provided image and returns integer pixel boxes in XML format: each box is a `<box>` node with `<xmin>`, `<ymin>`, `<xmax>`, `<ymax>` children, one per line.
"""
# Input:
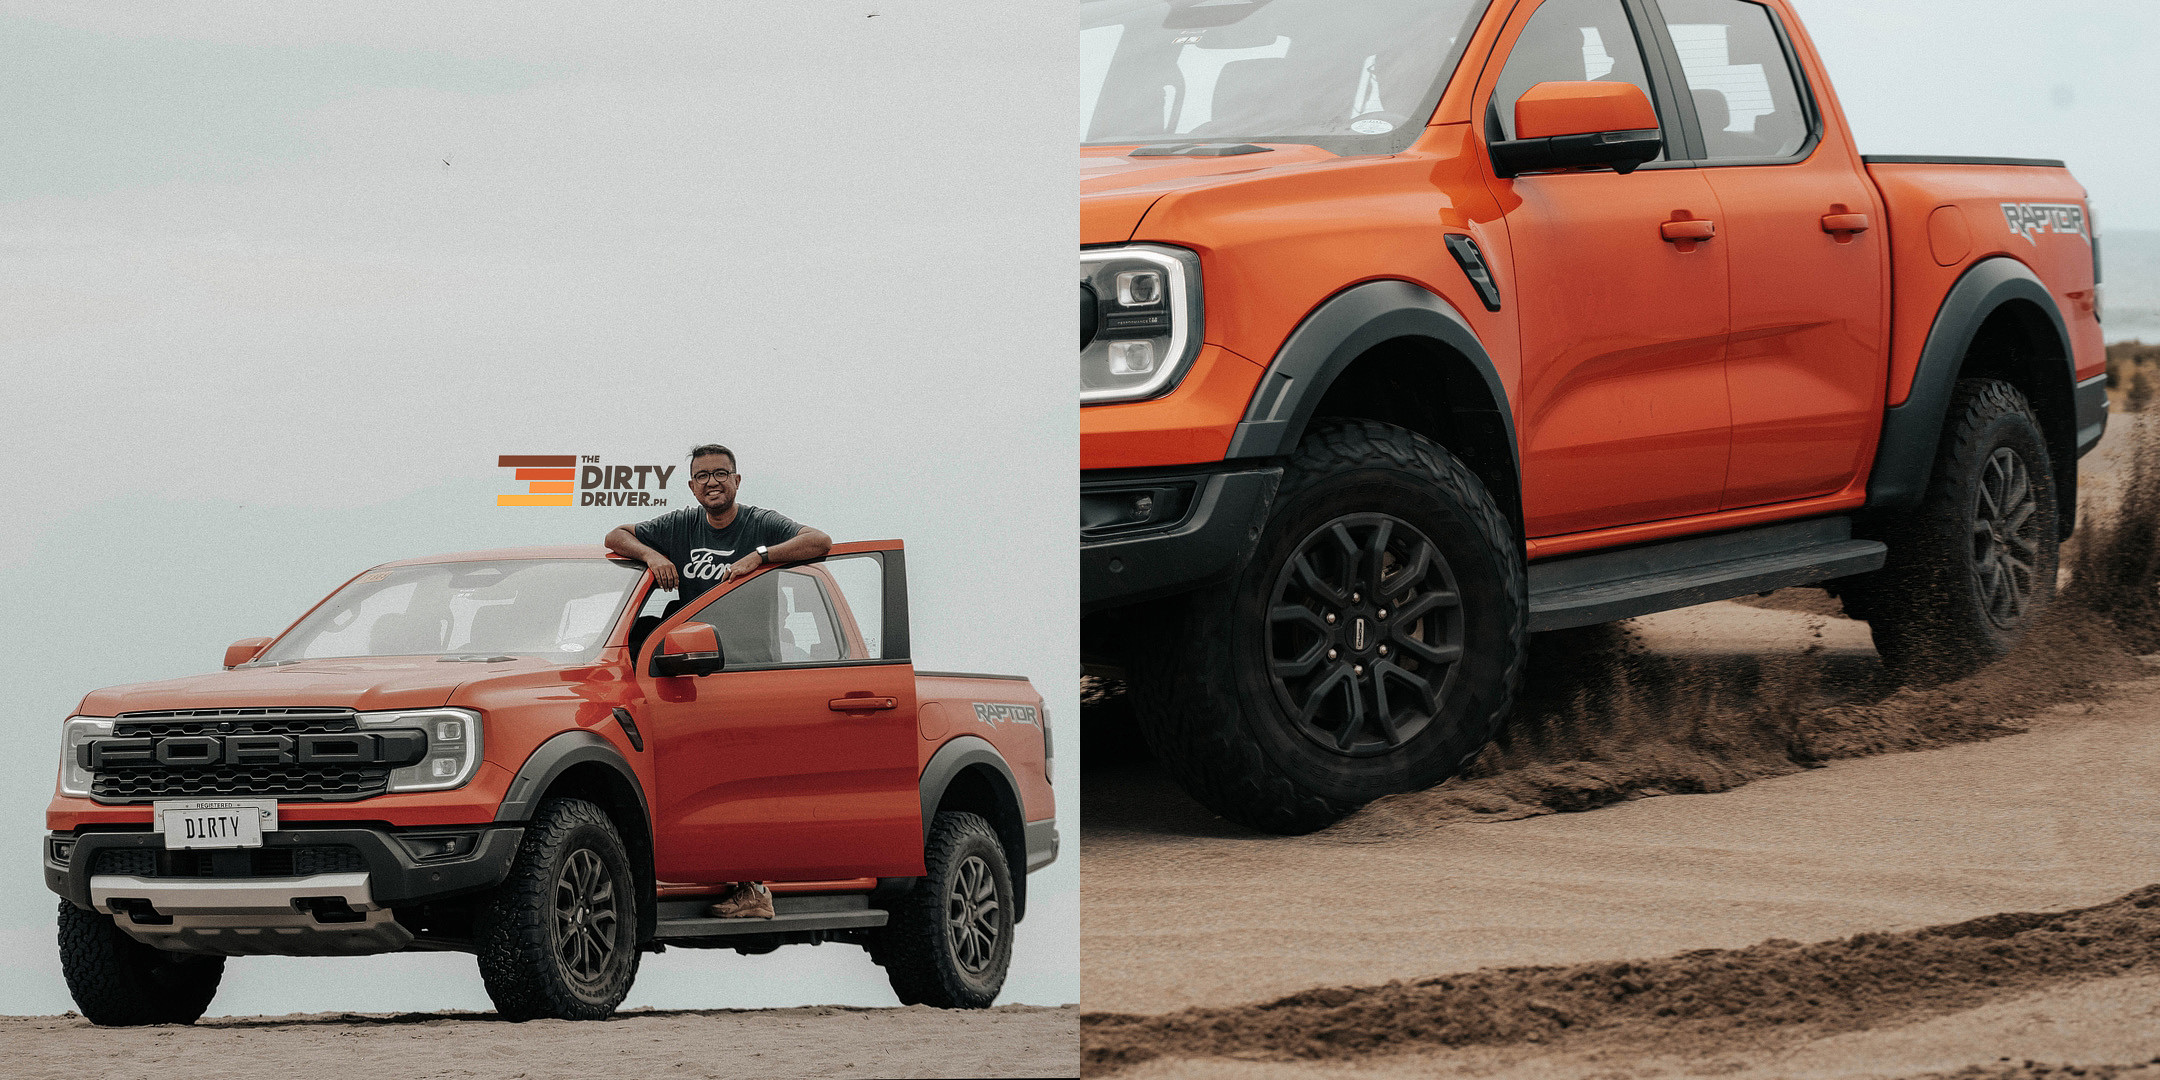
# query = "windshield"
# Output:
<box><xmin>257</xmin><ymin>559</ymin><xmax>644</xmax><ymax>665</ymax></box>
<box><xmin>1082</xmin><ymin>0</ymin><xmax>1490</xmax><ymax>155</ymax></box>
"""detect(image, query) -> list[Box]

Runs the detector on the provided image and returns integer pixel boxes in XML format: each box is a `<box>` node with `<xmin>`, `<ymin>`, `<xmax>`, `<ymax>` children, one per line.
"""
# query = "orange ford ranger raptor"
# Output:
<box><xmin>1079</xmin><ymin>0</ymin><xmax>2106</xmax><ymax>834</ymax></box>
<box><xmin>46</xmin><ymin>541</ymin><xmax>1057</xmax><ymax>1022</ymax></box>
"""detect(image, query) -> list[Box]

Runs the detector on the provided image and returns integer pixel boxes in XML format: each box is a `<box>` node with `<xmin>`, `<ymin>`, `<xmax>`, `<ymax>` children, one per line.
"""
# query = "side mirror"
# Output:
<box><xmin>1490</xmin><ymin>81</ymin><xmax>1662</xmax><ymax>178</ymax></box>
<box><xmin>653</xmin><ymin>623</ymin><xmax>723</xmax><ymax>677</ymax></box>
<box><xmin>224</xmin><ymin>637</ymin><xmax>272</xmax><ymax>669</ymax></box>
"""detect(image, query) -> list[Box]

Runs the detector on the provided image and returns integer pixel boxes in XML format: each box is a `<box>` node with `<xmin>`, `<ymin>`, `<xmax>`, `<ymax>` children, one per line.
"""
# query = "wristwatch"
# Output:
<box><xmin>755</xmin><ymin>545</ymin><xmax>769</xmax><ymax>560</ymax></box>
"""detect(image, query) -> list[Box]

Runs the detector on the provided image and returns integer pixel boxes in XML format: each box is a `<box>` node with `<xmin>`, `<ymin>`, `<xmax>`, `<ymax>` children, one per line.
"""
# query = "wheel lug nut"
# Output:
<box><xmin>1325</xmin><ymin>613</ymin><xmax>1337</xmax><ymax>624</ymax></box>
<box><xmin>1352</xmin><ymin>592</ymin><xmax>1362</xmax><ymax>603</ymax></box>
<box><xmin>1327</xmin><ymin>649</ymin><xmax>1338</xmax><ymax>660</ymax></box>
<box><xmin>1378</xmin><ymin>645</ymin><xmax>1389</xmax><ymax>656</ymax></box>
<box><xmin>1377</xmin><ymin>608</ymin><xmax>1388</xmax><ymax>619</ymax></box>
<box><xmin>1354</xmin><ymin>664</ymin><xmax>1365</xmax><ymax>676</ymax></box>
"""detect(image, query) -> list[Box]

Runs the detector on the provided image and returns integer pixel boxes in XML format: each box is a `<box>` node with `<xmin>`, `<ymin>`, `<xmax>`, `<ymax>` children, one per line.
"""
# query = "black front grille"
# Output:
<box><xmin>91</xmin><ymin>845</ymin><xmax>367</xmax><ymax>878</ymax></box>
<box><xmin>96</xmin><ymin>708</ymin><xmax>386</xmax><ymax>803</ymax></box>
<box><xmin>93</xmin><ymin>764</ymin><xmax>390</xmax><ymax>802</ymax></box>
<box><xmin>115</xmin><ymin>708</ymin><xmax>357</xmax><ymax>738</ymax></box>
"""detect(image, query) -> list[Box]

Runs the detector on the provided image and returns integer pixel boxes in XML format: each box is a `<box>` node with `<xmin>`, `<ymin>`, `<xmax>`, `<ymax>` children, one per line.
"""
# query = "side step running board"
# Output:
<box><xmin>653</xmin><ymin>894</ymin><xmax>888</xmax><ymax>940</ymax></box>
<box><xmin>1528</xmin><ymin>516</ymin><xmax>1886</xmax><ymax>633</ymax></box>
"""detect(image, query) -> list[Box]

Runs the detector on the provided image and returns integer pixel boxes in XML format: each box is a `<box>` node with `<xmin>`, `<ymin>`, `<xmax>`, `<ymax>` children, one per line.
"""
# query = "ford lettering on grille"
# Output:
<box><xmin>81</xmin><ymin>731</ymin><xmax>427</xmax><ymax>769</ymax></box>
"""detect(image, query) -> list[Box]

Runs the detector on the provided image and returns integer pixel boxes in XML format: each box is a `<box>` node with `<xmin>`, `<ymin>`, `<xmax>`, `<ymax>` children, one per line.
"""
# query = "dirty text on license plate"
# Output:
<box><xmin>154</xmin><ymin>799</ymin><xmax>278</xmax><ymax>850</ymax></box>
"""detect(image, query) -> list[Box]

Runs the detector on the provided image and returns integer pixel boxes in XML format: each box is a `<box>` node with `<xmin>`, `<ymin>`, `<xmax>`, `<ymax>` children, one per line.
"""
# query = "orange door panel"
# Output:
<box><xmin>1505</xmin><ymin>167</ymin><xmax>1733</xmax><ymax>537</ymax></box>
<box><xmin>643</xmin><ymin>560</ymin><xmax>922</xmax><ymax>884</ymax></box>
<box><xmin>1708</xmin><ymin>162</ymin><xmax>1885</xmax><ymax>508</ymax></box>
<box><xmin>647</xmin><ymin>661</ymin><xmax>920</xmax><ymax>883</ymax></box>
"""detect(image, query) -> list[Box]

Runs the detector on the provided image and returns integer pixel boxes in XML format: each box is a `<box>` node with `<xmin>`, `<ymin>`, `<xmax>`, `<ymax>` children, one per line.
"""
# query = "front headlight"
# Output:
<box><xmin>359</xmin><ymin>708</ymin><xmax>483</xmax><ymax>792</ymax></box>
<box><xmin>1080</xmin><ymin>244</ymin><xmax>1203</xmax><ymax>404</ymax></box>
<box><xmin>58</xmin><ymin>717</ymin><xmax>113</xmax><ymax>797</ymax></box>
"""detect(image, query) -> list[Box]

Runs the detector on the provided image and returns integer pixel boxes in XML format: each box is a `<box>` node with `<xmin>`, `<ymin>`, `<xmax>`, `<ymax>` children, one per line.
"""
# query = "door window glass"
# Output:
<box><xmin>686</xmin><ymin>569</ymin><xmax>851</xmax><ymax>668</ymax></box>
<box><xmin>1655</xmin><ymin>0</ymin><xmax>1809</xmax><ymax>159</ymax></box>
<box><xmin>1492</xmin><ymin>0</ymin><xmax>1663</xmax><ymax>153</ymax></box>
<box><xmin>822</xmin><ymin>554</ymin><xmax>886</xmax><ymax>660</ymax></box>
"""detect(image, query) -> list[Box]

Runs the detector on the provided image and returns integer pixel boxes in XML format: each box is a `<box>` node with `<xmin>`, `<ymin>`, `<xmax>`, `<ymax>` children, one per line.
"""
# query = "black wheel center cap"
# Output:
<box><xmin>1351</xmin><ymin>615</ymin><xmax>1371</xmax><ymax>653</ymax></box>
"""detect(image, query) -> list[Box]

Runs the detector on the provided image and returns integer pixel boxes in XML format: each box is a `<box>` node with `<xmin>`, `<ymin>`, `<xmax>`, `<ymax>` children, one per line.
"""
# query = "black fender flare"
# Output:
<box><xmin>494</xmin><ymin>730</ymin><xmax>649</xmax><ymax>825</ymax></box>
<box><xmin>495</xmin><ymin>730</ymin><xmax>657</xmax><ymax>940</ymax></box>
<box><xmin>918</xmin><ymin>735</ymin><xmax>1030</xmax><ymax>919</ymax></box>
<box><xmin>1223</xmin><ymin>279</ymin><xmax>1519</xmax><ymax>488</ymax></box>
<box><xmin>1867</xmin><ymin>256</ymin><xmax>2078</xmax><ymax>516</ymax></box>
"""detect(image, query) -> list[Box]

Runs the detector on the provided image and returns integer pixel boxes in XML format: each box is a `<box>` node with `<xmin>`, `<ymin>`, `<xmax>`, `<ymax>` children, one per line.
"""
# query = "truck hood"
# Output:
<box><xmin>74</xmin><ymin>657</ymin><xmax>514</xmax><ymax>716</ymax></box>
<box><xmin>1081</xmin><ymin>144</ymin><xmax>1344</xmax><ymax>244</ymax></box>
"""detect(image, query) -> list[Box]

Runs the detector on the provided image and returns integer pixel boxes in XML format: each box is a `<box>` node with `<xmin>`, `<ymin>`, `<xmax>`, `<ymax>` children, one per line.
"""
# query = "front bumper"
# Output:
<box><xmin>48</xmin><ymin>823</ymin><xmax>523</xmax><ymax>915</ymax></box>
<box><xmin>1081</xmin><ymin>465</ymin><xmax>1281</xmax><ymax>612</ymax></box>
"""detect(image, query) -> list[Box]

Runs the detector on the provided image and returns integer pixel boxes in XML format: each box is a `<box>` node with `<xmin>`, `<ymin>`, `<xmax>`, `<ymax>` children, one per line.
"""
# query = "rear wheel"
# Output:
<box><xmin>1127</xmin><ymin>419</ymin><xmax>1526</xmax><ymax>834</ymax></box>
<box><xmin>57</xmin><ymin>901</ymin><xmax>224</xmax><ymax>1026</ymax></box>
<box><xmin>475</xmin><ymin>797</ymin><xmax>641</xmax><ymax>1021</ymax></box>
<box><xmin>1851</xmin><ymin>378</ymin><xmax>2058</xmax><ymax>681</ymax></box>
<box><xmin>873</xmin><ymin>810</ymin><xmax>1013</xmax><ymax>1008</ymax></box>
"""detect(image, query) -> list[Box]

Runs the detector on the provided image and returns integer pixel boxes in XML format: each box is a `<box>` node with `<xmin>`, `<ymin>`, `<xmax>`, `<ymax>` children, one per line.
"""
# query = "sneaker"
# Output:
<box><xmin>708</xmin><ymin>882</ymin><xmax>774</xmax><ymax>919</ymax></box>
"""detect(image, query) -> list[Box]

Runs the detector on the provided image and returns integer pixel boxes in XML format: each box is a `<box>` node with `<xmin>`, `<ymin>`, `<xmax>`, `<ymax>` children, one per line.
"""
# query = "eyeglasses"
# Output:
<box><xmin>690</xmin><ymin>469</ymin><xmax>736</xmax><ymax>486</ymax></box>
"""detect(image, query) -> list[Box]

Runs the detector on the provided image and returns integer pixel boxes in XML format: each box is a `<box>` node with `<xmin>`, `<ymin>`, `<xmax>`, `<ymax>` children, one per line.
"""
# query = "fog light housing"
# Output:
<box><xmin>396</xmin><ymin>832</ymin><xmax>478</xmax><ymax>861</ymax></box>
<box><xmin>1081</xmin><ymin>482</ymin><xmax>1196</xmax><ymax>537</ymax></box>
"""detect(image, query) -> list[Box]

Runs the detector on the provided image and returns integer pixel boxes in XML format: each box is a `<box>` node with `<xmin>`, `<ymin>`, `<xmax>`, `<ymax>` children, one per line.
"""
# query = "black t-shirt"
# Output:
<box><xmin>633</xmin><ymin>504</ymin><xmax>805</xmax><ymax>604</ymax></box>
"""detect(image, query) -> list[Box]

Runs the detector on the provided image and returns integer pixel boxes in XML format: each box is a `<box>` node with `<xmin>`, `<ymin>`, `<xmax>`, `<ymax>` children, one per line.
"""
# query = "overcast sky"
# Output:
<box><xmin>2</xmin><ymin>0</ymin><xmax>2154</xmax><ymax>1025</ymax></box>
<box><xmin>0</xmin><ymin>0</ymin><xmax>1074</xmax><ymax>1017</ymax></box>
<box><xmin>1792</xmin><ymin>0</ymin><xmax>2160</xmax><ymax>233</ymax></box>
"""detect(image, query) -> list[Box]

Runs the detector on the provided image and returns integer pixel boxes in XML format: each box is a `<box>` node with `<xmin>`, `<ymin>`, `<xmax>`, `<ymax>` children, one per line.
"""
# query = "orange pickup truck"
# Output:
<box><xmin>46</xmin><ymin>542</ymin><xmax>1056</xmax><ymax>1022</ymax></box>
<box><xmin>1080</xmin><ymin>0</ymin><xmax>2106</xmax><ymax>833</ymax></box>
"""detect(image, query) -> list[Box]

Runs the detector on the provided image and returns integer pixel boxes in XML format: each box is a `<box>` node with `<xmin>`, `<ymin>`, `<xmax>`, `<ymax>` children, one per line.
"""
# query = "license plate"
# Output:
<box><xmin>155</xmin><ymin>799</ymin><xmax>278</xmax><ymax>850</ymax></box>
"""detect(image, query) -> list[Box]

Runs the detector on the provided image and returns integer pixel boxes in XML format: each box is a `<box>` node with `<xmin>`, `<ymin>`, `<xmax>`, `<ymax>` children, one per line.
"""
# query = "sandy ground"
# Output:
<box><xmin>1083</xmin><ymin>628</ymin><xmax>2160</xmax><ymax>1016</ymax></box>
<box><xmin>0</xmin><ymin>1004</ymin><xmax>1080</xmax><ymax>1080</ymax></box>
<box><xmin>1081</xmin><ymin>414</ymin><xmax>2160</xmax><ymax>1076</ymax></box>
<box><xmin>1107</xmin><ymin>974</ymin><xmax>2160</xmax><ymax>1079</ymax></box>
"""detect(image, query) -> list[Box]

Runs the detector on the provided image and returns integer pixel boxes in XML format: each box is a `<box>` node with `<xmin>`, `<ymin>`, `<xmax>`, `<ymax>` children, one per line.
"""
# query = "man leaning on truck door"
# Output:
<box><xmin>605</xmin><ymin>443</ymin><xmax>834</xmax><ymax>607</ymax></box>
<box><xmin>603</xmin><ymin>442</ymin><xmax>834</xmax><ymax>918</ymax></box>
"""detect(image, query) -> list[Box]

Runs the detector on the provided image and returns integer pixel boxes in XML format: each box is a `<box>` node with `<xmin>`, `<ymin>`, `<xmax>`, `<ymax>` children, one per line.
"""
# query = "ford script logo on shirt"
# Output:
<box><xmin>682</xmin><ymin>548</ymin><xmax>739</xmax><ymax>581</ymax></box>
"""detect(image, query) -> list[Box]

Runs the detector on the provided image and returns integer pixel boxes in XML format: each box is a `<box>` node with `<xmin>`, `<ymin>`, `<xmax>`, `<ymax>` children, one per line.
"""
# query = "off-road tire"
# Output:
<box><xmin>873</xmin><ymin>811</ymin><xmax>1013</xmax><ymax>1008</ymax></box>
<box><xmin>57</xmin><ymin>900</ymin><xmax>224</xmax><ymax>1026</ymax></box>
<box><xmin>1850</xmin><ymin>378</ymin><xmax>2058</xmax><ymax>681</ymax></box>
<box><xmin>475</xmin><ymin>797</ymin><xmax>641</xmax><ymax>1021</ymax></box>
<box><xmin>1127</xmin><ymin>418</ymin><xmax>1527</xmax><ymax>835</ymax></box>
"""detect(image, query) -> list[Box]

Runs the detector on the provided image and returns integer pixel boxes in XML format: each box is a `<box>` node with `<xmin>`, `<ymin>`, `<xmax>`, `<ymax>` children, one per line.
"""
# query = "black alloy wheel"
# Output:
<box><xmin>1970</xmin><ymin>446</ymin><xmax>2043</xmax><ymax>627</ymax></box>
<box><xmin>874</xmin><ymin>810</ymin><xmax>1014</xmax><ymax>1008</ymax></box>
<box><xmin>1124</xmin><ymin>418</ymin><xmax>1526</xmax><ymax>835</ymax></box>
<box><xmin>1266</xmin><ymin>514</ymin><xmax>1465</xmax><ymax>757</ymax></box>
<box><xmin>1847</xmin><ymin>378</ymin><xmax>2058</xmax><ymax>682</ymax></box>
<box><xmin>552</xmin><ymin>848</ymin><xmax>622</xmax><ymax>997</ymax></box>
<box><xmin>476</xmin><ymin>797</ymin><xmax>641</xmax><ymax>1021</ymax></box>
<box><xmin>945</xmin><ymin>854</ymin><xmax>1002</xmax><ymax>976</ymax></box>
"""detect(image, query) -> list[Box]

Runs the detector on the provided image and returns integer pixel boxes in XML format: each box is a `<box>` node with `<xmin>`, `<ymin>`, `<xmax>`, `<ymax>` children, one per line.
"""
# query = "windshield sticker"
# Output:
<box><xmin>355</xmin><ymin>571</ymin><xmax>391</xmax><ymax>584</ymax></box>
<box><xmin>2001</xmin><ymin>202</ymin><xmax>2087</xmax><ymax>243</ymax></box>
<box><xmin>1351</xmin><ymin>118</ymin><xmax>1394</xmax><ymax>135</ymax></box>
<box><xmin>972</xmin><ymin>702</ymin><xmax>1041</xmax><ymax>726</ymax></box>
